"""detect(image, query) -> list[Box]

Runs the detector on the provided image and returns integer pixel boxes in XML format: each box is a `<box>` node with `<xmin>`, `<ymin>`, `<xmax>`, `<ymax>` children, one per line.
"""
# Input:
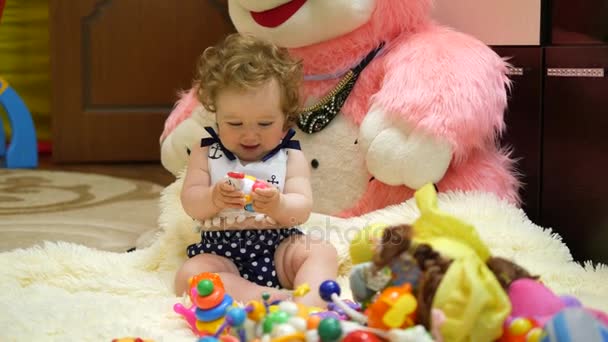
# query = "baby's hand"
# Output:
<box><xmin>211</xmin><ymin>182</ymin><xmax>244</xmax><ymax>209</ymax></box>
<box><xmin>251</xmin><ymin>186</ymin><xmax>281</xmax><ymax>216</ymax></box>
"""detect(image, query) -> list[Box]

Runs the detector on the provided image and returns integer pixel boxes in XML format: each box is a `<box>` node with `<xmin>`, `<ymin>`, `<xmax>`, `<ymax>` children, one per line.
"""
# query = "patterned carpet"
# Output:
<box><xmin>0</xmin><ymin>169</ymin><xmax>163</xmax><ymax>253</ymax></box>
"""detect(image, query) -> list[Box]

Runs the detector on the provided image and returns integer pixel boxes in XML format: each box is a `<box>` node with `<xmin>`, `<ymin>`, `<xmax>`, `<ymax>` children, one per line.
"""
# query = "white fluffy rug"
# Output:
<box><xmin>1</xmin><ymin>178</ymin><xmax>607</xmax><ymax>341</ymax></box>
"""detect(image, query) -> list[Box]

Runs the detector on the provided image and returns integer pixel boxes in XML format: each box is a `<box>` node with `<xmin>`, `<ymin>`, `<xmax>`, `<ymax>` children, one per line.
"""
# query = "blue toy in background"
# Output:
<box><xmin>542</xmin><ymin>308</ymin><xmax>608</xmax><ymax>342</ymax></box>
<box><xmin>0</xmin><ymin>77</ymin><xmax>38</xmax><ymax>168</ymax></box>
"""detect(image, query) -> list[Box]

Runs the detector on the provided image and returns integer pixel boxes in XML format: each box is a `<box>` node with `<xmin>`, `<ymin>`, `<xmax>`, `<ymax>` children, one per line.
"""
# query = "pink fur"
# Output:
<box><xmin>372</xmin><ymin>26</ymin><xmax>511</xmax><ymax>162</ymax></box>
<box><xmin>161</xmin><ymin>0</ymin><xmax>520</xmax><ymax>217</ymax></box>
<box><xmin>160</xmin><ymin>88</ymin><xmax>199</xmax><ymax>143</ymax></box>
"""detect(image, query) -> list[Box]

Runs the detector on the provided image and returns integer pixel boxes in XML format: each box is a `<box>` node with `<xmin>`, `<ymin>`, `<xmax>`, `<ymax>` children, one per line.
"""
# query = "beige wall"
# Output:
<box><xmin>432</xmin><ymin>0</ymin><xmax>541</xmax><ymax>46</ymax></box>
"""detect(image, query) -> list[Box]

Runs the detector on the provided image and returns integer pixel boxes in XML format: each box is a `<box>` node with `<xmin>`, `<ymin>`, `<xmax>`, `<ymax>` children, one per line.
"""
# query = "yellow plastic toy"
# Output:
<box><xmin>365</xmin><ymin>283</ymin><xmax>417</xmax><ymax>330</ymax></box>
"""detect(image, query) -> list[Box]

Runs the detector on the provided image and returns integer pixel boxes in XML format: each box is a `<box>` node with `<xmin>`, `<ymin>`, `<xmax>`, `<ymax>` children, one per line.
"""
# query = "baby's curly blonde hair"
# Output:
<box><xmin>196</xmin><ymin>33</ymin><xmax>303</xmax><ymax>128</ymax></box>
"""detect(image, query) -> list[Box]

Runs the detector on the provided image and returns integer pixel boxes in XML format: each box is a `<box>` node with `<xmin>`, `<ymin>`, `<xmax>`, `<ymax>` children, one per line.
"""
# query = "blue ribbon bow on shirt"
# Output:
<box><xmin>200</xmin><ymin>126</ymin><xmax>301</xmax><ymax>162</ymax></box>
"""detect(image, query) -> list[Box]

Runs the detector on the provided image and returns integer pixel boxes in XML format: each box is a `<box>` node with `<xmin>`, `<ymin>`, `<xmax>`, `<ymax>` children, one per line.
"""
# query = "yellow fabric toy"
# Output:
<box><xmin>349</xmin><ymin>183</ymin><xmax>512</xmax><ymax>341</ymax></box>
<box><xmin>413</xmin><ymin>183</ymin><xmax>511</xmax><ymax>341</ymax></box>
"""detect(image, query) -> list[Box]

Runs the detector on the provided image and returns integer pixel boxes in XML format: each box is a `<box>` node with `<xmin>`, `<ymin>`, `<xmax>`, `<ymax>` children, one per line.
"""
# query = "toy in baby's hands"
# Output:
<box><xmin>225</xmin><ymin>171</ymin><xmax>270</xmax><ymax>213</ymax></box>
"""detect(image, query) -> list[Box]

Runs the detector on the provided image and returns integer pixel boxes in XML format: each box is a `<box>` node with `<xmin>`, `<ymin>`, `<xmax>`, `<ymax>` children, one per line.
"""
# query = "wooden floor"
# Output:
<box><xmin>37</xmin><ymin>155</ymin><xmax>175</xmax><ymax>187</ymax></box>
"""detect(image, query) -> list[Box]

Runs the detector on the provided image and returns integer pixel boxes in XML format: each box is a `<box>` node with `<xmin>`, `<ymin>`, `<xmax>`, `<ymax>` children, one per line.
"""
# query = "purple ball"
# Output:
<box><xmin>560</xmin><ymin>295</ymin><xmax>582</xmax><ymax>307</ymax></box>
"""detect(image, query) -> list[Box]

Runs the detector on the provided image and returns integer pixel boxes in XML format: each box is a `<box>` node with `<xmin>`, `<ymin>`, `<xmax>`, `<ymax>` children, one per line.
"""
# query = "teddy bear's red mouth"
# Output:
<box><xmin>250</xmin><ymin>0</ymin><xmax>307</xmax><ymax>28</ymax></box>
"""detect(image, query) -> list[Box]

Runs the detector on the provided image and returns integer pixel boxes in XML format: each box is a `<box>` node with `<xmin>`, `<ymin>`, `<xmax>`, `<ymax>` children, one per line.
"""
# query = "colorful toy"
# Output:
<box><xmin>319</xmin><ymin>280</ymin><xmax>367</xmax><ymax>325</ymax></box>
<box><xmin>225</xmin><ymin>171</ymin><xmax>270</xmax><ymax>212</ymax></box>
<box><xmin>365</xmin><ymin>283</ymin><xmax>417</xmax><ymax>331</ymax></box>
<box><xmin>0</xmin><ymin>77</ymin><xmax>38</xmax><ymax>168</ymax></box>
<box><xmin>176</xmin><ymin>273</ymin><xmax>438</xmax><ymax>341</ymax></box>
<box><xmin>507</xmin><ymin>278</ymin><xmax>608</xmax><ymax>327</ymax></box>
<box><xmin>173</xmin><ymin>272</ymin><xmax>236</xmax><ymax>336</ymax></box>
<box><xmin>349</xmin><ymin>223</ymin><xmax>423</xmax><ymax>308</ymax></box>
<box><xmin>347</xmin><ymin>184</ymin><xmax>534</xmax><ymax>341</ymax></box>
<box><xmin>1</xmin><ymin>2</ymin><xmax>37</xmax><ymax>169</ymax></box>
<box><xmin>173</xmin><ymin>184</ymin><xmax>608</xmax><ymax>342</ymax></box>
<box><xmin>499</xmin><ymin>317</ymin><xmax>544</xmax><ymax>342</ymax></box>
<box><xmin>542</xmin><ymin>308</ymin><xmax>608</xmax><ymax>342</ymax></box>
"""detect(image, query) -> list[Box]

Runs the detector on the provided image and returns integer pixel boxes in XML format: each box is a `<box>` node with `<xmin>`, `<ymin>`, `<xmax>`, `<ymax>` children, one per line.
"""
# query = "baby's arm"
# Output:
<box><xmin>252</xmin><ymin>149</ymin><xmax>313</xmax><ymax>227</ymax></box>
<box><xmin>181</xmin><ymin>146</ymin><xmax>244</xmax><ymax>220</ymax></box>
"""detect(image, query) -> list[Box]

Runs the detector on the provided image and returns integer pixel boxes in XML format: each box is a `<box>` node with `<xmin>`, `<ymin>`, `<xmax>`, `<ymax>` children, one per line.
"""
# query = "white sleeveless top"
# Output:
<box><xmin>201</xmin><ymin>143</ymin><xmax>287</xmax><ymax>228</ymax></box>
<box><xmin>198</xmin><ymin>127</ymin><xmax>299</xmax><ymax>229</ymax></box>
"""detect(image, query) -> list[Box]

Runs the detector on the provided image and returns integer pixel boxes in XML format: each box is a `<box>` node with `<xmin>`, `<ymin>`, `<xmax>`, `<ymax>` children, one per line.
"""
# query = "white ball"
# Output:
<box><xmin>272</xmin><ymin>323</ymin><xmax>297</xmax><ymax>337</ymax></box>
<box><xmin>279</xmin><ymin>301</ymin><xmax>299</xmax><ymax>316</ymax></box>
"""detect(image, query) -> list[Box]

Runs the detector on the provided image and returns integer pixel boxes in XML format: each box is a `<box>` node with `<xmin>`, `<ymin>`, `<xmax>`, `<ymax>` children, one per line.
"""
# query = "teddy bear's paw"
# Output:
<box><xmin>359</xmin><ymin>106</ymin><xmax>452</xmax><ymax>189</ymax></box>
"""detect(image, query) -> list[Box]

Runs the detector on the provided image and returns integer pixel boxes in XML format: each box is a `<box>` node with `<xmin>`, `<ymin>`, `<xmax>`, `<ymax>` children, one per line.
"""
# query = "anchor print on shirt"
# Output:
<box><xmin>208</xmin><ymin>144</ymin><xmax>223</xmax><ymax>159</ymax></box>
<box><xmin>267</xmin><ymin>175</ymin><xmax>279</xmax><ymax>188</ymax></box>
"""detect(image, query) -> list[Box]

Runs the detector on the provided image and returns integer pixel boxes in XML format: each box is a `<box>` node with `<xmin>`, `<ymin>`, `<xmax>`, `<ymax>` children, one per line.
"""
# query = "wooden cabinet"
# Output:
<box><xmin>542</xmin><ymin>46</ymin><xmax>608</xmax><ymax>263</ymax></box>
<box><xmin>492</xmin><ymin>47</ymin><xmax>543</xmax><ymax>223</ymax></box>
<box><xmin>492</xmin><ymin>45</ymin><xmax>608</xmax><ymax>264</ymax></box>
<box><xmin>50</xmin><ymin>0</ymin><xmax>234</xmax><ymax>162</ymax></box>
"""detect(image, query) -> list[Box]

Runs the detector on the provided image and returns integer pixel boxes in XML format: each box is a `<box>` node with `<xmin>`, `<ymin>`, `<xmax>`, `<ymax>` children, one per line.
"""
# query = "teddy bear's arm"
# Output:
<box><xmin>160</xmin><ymin>88</ymin><xmax>218</xmax><ymax>176</ymax></box>
<box><xmin>371</xmin><ymin>26</ymin><xmax>510</xmax><ymax>162</ymax></box>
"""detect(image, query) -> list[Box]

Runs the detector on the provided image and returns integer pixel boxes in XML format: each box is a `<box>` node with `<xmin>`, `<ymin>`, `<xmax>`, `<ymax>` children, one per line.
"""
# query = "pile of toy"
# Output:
<box><xmin>174</xmin><ymin>184</ymin><xmax>608</xmax><ymax>342</ymax></box>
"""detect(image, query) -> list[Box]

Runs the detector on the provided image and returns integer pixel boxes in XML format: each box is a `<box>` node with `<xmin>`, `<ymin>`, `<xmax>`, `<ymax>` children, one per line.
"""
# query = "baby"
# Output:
<box><xmin>174</xmin><ymin>33</ymin><xmax>338</xmax><ymax>308</ymax></box>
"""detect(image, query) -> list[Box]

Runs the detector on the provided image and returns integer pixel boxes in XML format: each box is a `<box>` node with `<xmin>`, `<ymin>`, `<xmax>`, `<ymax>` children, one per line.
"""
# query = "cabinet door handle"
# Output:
<box><xmin>507</xmin><ymin>67</ymin><xmax>524</xmax><ymax>76</ymax></box>
<box><xmin>547</xmin><ymin>68</ymin><xmax>605</xmax><ymax>78</ymax></box>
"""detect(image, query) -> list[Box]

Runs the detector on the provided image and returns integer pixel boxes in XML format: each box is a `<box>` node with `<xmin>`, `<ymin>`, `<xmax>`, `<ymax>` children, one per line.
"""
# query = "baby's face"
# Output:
<box><xmin>215</xmin><ymin>78</ymin><xmax>287</xmax><ymax>162</ymax></box>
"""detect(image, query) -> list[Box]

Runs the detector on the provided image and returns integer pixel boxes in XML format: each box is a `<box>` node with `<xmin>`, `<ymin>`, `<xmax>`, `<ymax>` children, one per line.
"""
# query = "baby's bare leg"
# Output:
<box><xmin>174</xmin><ymin>253</ymin><xmax>288</xmax><ymax>303</ymax></box>
<box><xmin>275</xmin><ymin>235</ymin><xmax>338</xmax><ymax>308</ymax></box>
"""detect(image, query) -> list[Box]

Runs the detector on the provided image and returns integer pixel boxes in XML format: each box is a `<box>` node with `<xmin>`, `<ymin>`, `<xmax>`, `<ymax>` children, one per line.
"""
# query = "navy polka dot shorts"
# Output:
<box><xmin>186</xmin><ymin>228</ymin><xmax>303</xmax><ymax>288</ymax></box>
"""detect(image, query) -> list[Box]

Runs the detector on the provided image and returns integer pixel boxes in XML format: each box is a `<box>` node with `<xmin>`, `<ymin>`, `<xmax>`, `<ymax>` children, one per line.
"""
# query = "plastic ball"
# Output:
<box><xmin>560</xmin><ymin>295</ymin><xmax>582</xmax><ymax>307</ymax></box>
<box><xmin>342</xmin><ymin>330</ymin><xmax>382</xmax><ymax>342</ymax></box>
<box><xmin>317</xmin><ymin>317</ymin><xmax>343</xmax><ymax>341</ymax></box>
<box><xmin>262</xmin><ymin>292</ymin><xmax>271</xmax><ymax>301</ymax></box>
<box><xmin>289</xmin><ymin>317</ymin><xmax>307</xmax><ymax>331</ymax></box>
<box><xmin>247</xmin><ymin>300</ymin><xmax>266</xmax><ymax>321</ymax></box>
<box><xmin>319</xmin><ymin>281</ymin><xmax>341</xmax><ymax>302</ymax></box>
<box><xmin>272</xmin><ymin>323</ymin><xmax>298</xmax><ymax>337</ymax></box>
<box><xmin>526</xmin><ymin>328</ymin><xmax>544</xmax><ymax>342</ymax></box>
<box><xmin>279</xmin><ymin>301</ymin><xmax>299</xmax><ymax>316</ymax></box>
<box><xmin>262</xmin><ymin>311</ymin><xmax>290</xmax><ymax>334</ymax></box>
<box><xmin>263</xmin><ymin>317</ymin><xmax>275</xmax><ymax>334</ymax></box>
<box><xmin>307</xmin><ymin>315</ymin><xmax>322</xmax><ymax>330</ymax></box>
<box><xmin>197</xmin><ymin>279</ymin><xmax>215</xmax><ymax>297</ymax></box>
<box><xmin>509</xmin><ymin>318</ymin><xmax>533</xmax><ymax>336</ymax></box>
<box><xmin>226</xmin><ymin>307</ymin><xmax>246</xmax><ymax>327</ymax></box>
<box><xmin>269</xmin><ymin>310</ymin><xmax>290</xmax><ymax>324</ymax></box>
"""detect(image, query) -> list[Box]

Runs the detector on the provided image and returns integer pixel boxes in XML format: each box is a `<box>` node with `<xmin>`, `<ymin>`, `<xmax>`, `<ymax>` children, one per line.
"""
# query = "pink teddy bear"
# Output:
<box><xmin>160</xmin><ymin>0</ymin><xmax>520</xmax><ymax>217</ymax></box>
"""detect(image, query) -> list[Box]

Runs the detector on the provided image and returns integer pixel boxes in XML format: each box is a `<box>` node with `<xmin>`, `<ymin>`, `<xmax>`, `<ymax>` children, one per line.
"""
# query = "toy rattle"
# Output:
<box><xmin>226</xmin><ymin>171</ymin><xmax>270</xmax><ymax>212</ymax></box>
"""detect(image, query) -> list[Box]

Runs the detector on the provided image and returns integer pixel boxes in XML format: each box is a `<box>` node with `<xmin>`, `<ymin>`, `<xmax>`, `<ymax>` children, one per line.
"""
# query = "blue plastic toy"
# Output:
<box><xmin>0</xmin><ymin>77</ymin><xmax>38</xmax><ymax>168</ymax></box>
